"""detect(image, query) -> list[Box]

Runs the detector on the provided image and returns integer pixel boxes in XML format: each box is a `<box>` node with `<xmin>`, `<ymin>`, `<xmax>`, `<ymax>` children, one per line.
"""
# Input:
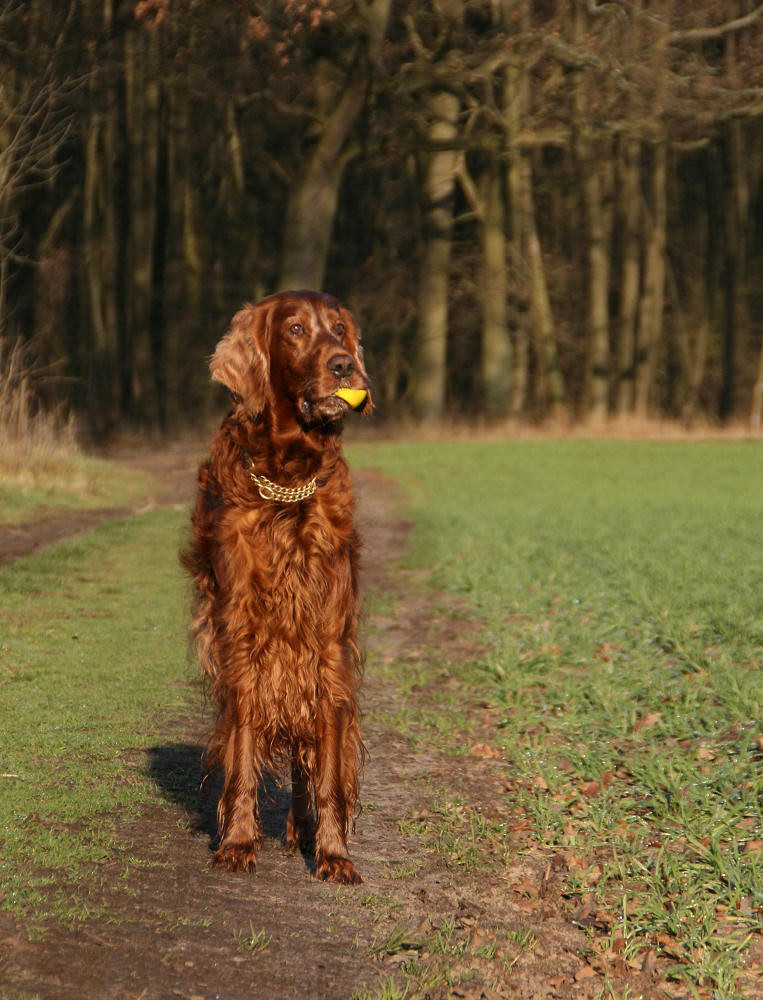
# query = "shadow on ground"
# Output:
<box><xmin>146</xmin><ymin>742</ymin><xmax>313</xmax><ymax>873</ymax></box>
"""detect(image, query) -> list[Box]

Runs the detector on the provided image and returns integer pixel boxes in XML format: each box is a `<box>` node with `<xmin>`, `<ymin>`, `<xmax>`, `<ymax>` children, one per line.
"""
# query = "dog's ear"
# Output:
<box><xmin>209</xmin><ymin>305</ymin><xmax>269</xmax><ymax>418</ymax></box>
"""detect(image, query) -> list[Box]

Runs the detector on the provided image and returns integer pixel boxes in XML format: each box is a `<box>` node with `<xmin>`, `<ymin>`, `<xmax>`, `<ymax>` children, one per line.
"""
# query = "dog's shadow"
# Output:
<box><xmin>146</xmin><ymin>743</ymin><xmax>314</xmax><ymax>872</ymax></box>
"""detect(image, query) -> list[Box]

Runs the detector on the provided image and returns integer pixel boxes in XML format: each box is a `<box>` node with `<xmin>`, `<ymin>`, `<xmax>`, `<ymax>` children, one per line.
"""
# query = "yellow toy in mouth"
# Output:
<box><xmin>332</xmin><ymin>387</ymin><xmax>367</xmax><ymax>409</ymax></box>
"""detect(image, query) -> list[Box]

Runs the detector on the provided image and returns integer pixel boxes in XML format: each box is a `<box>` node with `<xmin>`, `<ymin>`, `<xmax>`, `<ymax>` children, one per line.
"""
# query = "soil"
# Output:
<box><xmin>0</xmin><ymin>441</ymin><xmax>735</xmax><ymax>1000</ymax></box>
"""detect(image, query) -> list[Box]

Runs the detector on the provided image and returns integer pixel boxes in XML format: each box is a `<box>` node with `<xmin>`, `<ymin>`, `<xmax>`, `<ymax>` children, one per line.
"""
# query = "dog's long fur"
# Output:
<box><xmin>182</xmin><ymin>290</ymin><xmax>371</xmax><ymax>884</ymax></box>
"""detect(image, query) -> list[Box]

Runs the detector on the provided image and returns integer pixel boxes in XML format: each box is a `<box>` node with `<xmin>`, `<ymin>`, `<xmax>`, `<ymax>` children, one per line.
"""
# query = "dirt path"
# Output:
<box><xmin>0</xmin><ymin>441</ymin><xmax>200</xmax><ymax>565</ymax></box>
<box><xmin>0</xmin><ymin>445</ymin><xmax>676</xmax><ymax>1000</ymax></box>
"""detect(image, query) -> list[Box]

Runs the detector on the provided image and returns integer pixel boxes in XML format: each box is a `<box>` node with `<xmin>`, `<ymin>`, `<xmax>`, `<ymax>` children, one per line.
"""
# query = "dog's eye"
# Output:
<box><xmin>289</xmin><ymin>323</ymin><xmax>304</xmax><ymax>337</ymax></box>
<box><xmin>334</xmin><ymin>322</ymin><xmax>346</xmax><ymax>340</ymax></box>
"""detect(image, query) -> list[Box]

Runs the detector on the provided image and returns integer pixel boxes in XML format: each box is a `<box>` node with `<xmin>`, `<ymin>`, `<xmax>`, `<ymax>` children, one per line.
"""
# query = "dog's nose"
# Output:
<box><xmin>327</xmin><ymin>353</ymin><xmax>356</xmax><ymax>380</ymax></box>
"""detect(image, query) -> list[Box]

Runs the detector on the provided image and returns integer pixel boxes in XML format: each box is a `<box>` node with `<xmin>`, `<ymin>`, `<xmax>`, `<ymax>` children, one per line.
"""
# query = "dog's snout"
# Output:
<box><xmin>327</xmin><ymin>353</ymin><xmax>356</xmax><ymax>380</ymax></box>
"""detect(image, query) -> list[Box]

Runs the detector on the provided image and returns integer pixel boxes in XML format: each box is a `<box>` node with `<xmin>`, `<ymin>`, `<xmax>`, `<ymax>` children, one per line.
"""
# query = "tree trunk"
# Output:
<box><xmin>503</xmin><ymin>39</ymin><xmax>530</xmax><ymax>418</ymax></box>
<box><xmin>615</xmin><ymin>138</ymin><xmax>641</xmax><ymax>417</ymax></box>
<box><xmin>121</xmin><ymin>21</ymin><xmax>160</xmax><ymax>424</ymax></box>
<box><xmin>81</xmin><ymin>9</ymin><xmax>120</xmax><ymax>441</ymax></box>
<box><xmin>583</xmin><ymin>144</ymin><xmax>612</xmax><ymax>420</ymax></box>
<box><xmin>278</xmin><ymin>0</ymin><xmax>390</xmax><ymax>291</ymax></box>
<box><xmin>634</xmin><ymin>142</ymin><xmax>667</xmax><ymax>418</ymax></box>
<box><xmin>149</xmin><ymin>75</ymin><xmax>169</xmax><ymax>429</ymax></box>
<box><xmin>479</xmin><ymin>160</ymin><xmax>511</xmax><ymax>417</ymax></box>
<box><xmin>412</xmin><ymin>90</ymin><xmax>460</xmax><ymax>421</ymax></box>
<box><xmin>82</xmin><ymin>108</ymin><xmax>112</xmax><ymax>436</ymax></box>
<box><xmin>520</xmin><ymin>156</ymin><xmax>565</xmax><ymax>421</ymax></box>
<box><xmin>719</xmin><ymin>120</ymin><xmax>747</xmax><ymax>421</ymax></box>
<box><xmin>751</xmin><ymin>334</ymin><xmax>763</xmax><ymax>431</ymax></box>
<box><xmin>278</xmin><ymin>71</ymin><xmax>366</xmax><ymax>291</ymax></box>
<box><xmin>279</xmin><ymin>70</ymin><xmax>367</xmax><ymax>291</ymax></box>
<box><xmin>679</xmin><ymin>318</ymin><xmax>709</xmax><ymax>427</ymax></box>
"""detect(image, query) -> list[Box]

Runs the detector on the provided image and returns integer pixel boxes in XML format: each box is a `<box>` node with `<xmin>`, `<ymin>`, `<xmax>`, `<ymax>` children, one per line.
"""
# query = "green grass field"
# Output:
<box><xmin>0</xmin><ymin>508</ymin><xmax>190</xmax><ymax>922</ymax></box>
<box><xmin>349</xmin><ymin>439</ymin><xmax>762</xmax><ymax>994</ymax></box>
<box><xmin>0</xmin><ymin>454</ymin><xmax>155</xmax><ymax>525</ymax></box>
<box><xmin>1</xmin><ymin>438</ymin><xmax>761</xmax><ymax>994</ymax></box>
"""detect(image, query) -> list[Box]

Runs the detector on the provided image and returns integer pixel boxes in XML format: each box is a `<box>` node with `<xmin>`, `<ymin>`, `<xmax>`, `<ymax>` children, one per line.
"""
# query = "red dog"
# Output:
<box><xmin>182</xmin><ymin>291</ymin><xmax>371</xmax><ymax>884</ymax></box>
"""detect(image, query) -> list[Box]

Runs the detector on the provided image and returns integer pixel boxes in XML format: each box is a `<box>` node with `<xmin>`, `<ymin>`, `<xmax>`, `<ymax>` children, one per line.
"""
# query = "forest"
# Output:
<box><xmin>2</xmin><ymin>0</ymin><xmax>763</xmax><ymax>436</ymax></box>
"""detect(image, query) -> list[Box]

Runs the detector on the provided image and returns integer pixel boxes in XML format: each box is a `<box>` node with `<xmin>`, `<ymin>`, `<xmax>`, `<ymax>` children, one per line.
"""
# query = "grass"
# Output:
<box><xmin>0</xmin><ymin>335</ymin><xmax>78</xmax><ymax>480</ymax></box>
<box><xmin>1</xmin><ymin>435</ymin><xmax>761</xmax><ymax>996</ymax></box>
<box><xmin>233</xmin><ymin>921</ymin><xmax>271</xmax><ymax>957</ymax></box>
<box><xmin>349</xmin><ymin>438</ymin><xmax>763</xmax><ymax>998</ymax></box>
<box><xmin>0</xmin><ymin>458</ymin><xmax>155</xmax><ymax>526</ymax></box>
<box><xmin>0</xmin><ymin>506</ymin><xmax>190</xmax><ymax>924</ymax></box>
<box><xmin>364</xmin><ymin>914</ymin><xmax>502</xmax><ymax>999</ymax></box>
<box><xmin>0</xmin><ymin>335</ymin><xmax>153</xmax><ymax>524</ymax></box>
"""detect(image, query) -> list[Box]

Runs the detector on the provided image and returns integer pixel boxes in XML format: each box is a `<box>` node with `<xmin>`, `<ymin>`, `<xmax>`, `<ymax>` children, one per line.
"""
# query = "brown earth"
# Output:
<box><xmin>0</xmin><ymin>442</ymin><xmax>721</xmax><ymax>1000</ymax></box>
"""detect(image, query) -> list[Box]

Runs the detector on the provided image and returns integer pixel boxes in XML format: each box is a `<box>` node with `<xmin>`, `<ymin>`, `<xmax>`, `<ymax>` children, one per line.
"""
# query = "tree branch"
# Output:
<box><xmin>664</xmin><ymin>3</ymin><xmax>763</xmax><ymax>46</ymax></box>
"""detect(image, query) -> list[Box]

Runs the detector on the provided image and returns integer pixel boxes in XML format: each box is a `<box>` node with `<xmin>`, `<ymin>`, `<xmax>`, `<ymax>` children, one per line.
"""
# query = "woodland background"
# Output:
<box><xmin>2</xmin><ymin>0</ymin><xmax>763</xmax><ymax>437</ymax></box>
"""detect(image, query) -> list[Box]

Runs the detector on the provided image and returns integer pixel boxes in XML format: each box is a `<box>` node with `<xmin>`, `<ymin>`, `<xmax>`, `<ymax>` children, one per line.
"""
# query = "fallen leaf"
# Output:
<box><xmin>595</xmin><ymin>642</ymin><xmax>620</xmax><ymax>662</ymax></box>
<box><xmin>580</xmin><ymin>780</ymin><xmax>602</xmax><ymax>798</ymax></box>
<box><xmin>655</xmin><ymin>932</ymin><xmax>685</xmax><ymax>959</ymax></box>
<box><xmin>533</xmin><ymin>774</ymin><xmax>549</xmax><ymax>791</ymax></box>
<box><xmin>574</xmin><ymin>964</ymin><xmax>598</xmax><ymax>982</ymax></box>
<box><xmin>743</xmin><ymin>839</ymin><xmax>763</xmax><ymax>855</ymax></box>
<box><xmin>469</xmin><ymin>928</ymin><xmax>492</xmax><ymax>950</ymax></box>
<box><xmin>571</xmin><ymin>896</ymin><xmax>594</xmax><ymax>925</ymax></box>
<box><xmin>585</xmin><ymin>864</ymin><xmax>603</xmax><ymax>886</ymax></box>
<box><xmin>641</xmin><ymin>948</ymin><xmax>659</xmax><ymax>976</ymax></box>
<box><xmin>512</xmin><ymin>877</ymin><xmax>539</xmax><ymax>898</ymax></box>
<box><xmin>593</xmin><ymin>908</ymin><xmax>615</xmax><ymax>928</ymax></box>
<box><xmin>563</xmin><ymin>850</ymin><xmax>584</xmax><ymax>871</ymax></box>
<box><xmin>470</xmin><ymin>741</ymin><xmax>501</xmax><ymax>759</ymax></box>
<box><xmin>634</xmin><ymin>711</ymin><xmax>662</xmax><ymax>732</ymax></box>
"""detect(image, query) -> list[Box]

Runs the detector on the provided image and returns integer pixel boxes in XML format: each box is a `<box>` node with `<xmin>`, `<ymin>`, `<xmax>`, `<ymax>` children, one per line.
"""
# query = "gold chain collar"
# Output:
<box><xmin>249</xmin><ymin>470</ymin><xmax>318</xmax><ymax>503</ymax></box>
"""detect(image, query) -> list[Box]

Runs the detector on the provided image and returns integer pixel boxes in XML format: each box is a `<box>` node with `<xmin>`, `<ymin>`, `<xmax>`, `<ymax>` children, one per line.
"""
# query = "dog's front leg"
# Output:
<box><xmin>313</xmin><ymin>703</ymin><xmax>362</xmax><ymax>885</ymax></box>
<box><xmin>212</xmin><ymin>698</ymin><xmax>263</xmax><ymax>872</ymax></box>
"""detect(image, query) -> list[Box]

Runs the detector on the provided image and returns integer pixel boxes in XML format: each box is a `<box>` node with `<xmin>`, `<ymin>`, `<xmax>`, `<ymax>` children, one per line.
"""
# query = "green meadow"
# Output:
<box><xmin>349</xmin><ymin>438</ymin><xmax>762</xmax><ymax>993</ymax></box>
<box><xmin>0</xmin><ymin>508</ymin><xmax>190</xmax><ymax>922</ymax></box>
<box><xmin>1</xmin><ymin>438</ymin><xmax>761</xmax><ymax>993</ymax></box>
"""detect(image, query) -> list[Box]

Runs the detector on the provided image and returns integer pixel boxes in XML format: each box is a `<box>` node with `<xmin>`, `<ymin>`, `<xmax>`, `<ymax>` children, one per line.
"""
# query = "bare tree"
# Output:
<box><xmin>0</xmin><ymin>70</ymin><xmax>71</xmax><ymax>335</ymax></box>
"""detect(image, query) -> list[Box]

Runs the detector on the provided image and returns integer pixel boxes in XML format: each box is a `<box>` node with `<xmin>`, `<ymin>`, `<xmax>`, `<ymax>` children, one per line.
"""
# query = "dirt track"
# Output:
<box><xmin>0</xmin><ymin>444</ymin><xmax>678</xmax><ymax>1000</ymax></box>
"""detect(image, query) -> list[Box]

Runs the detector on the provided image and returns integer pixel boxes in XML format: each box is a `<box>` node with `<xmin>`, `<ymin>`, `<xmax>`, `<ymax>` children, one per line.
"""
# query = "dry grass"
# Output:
<box><xmin>0</xmin><ymin>335</ymin><xmax>85</xmax><ymax>489</ymax></box>
<box><xmin>350</xmin><ymin>412</ymin><xmax>763</xmax><ymax>444</ymax></box>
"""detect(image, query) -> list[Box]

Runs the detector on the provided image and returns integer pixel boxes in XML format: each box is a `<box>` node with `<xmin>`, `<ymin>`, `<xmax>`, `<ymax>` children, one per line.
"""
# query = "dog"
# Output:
<box><xmin>182</xmin><ymin>290</ymin><xmax>372</xmax><ymax>884</ymax></box>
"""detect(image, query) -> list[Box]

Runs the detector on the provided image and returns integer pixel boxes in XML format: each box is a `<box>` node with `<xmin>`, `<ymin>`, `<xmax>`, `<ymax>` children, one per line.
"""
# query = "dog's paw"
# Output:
<box><xmin>285</xmin><ymin>814</ymin><xmax>315</xmax><ymax>854</ymax></box>
<box><xmin>315</xmin><ymin>855</ymin><xmax>362</xmax><ymax>885</ymax></box>
<box><xmin>213</xmin><ymin>842</ymin><xmax>258</xmax><ymax>873</ymax></box>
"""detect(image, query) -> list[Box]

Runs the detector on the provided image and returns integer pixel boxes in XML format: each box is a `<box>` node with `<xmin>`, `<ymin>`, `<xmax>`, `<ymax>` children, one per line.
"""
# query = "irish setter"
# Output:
<box><xmin>182</xmin><ymin>290</ymin><xmax>372</xmax><ymax>885</ymax></box>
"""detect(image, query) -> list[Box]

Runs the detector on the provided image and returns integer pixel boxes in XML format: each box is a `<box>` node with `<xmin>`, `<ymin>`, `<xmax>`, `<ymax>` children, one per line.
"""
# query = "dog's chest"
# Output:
<box><xmin>238</xmin><ymin>503</ymin><xmax>353</xmax><ymax>624</ymax></box>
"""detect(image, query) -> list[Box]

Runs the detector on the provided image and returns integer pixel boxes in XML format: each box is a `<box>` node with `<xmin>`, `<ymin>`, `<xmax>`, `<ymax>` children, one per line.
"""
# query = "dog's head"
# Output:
<box><xmin>209</xmin><ymin>291</ymin><xmax>372</xmax><ymax>428</ymax></box>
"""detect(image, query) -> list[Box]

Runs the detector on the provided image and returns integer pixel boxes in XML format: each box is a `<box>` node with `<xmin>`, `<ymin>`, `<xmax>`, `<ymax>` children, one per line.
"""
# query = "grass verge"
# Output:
<box><xmin>0</xmin><ymin>335</ymin><xmax>156</xmax><ymax>524</ymax></box>
<box><xmin>0</xmin><ymin>506</ymin><xmax>189</xmax><ymax>925</ymax></box>
<box><xmin>0</xmin><ymin>457</ymin><xmax>156</xmax><ymax>526</ymax></box>
<box><xmin>349</xmin><ymin>438</ymin><xmax>763</xmax><ymax>998</ymax></box>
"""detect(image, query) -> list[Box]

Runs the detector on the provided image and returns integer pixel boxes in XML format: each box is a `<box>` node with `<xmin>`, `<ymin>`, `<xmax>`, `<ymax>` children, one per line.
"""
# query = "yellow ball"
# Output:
<box><xmin>333</xmin><ymin>387</ymin><xmax>367</xmax><ymax>409</ymax></box>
